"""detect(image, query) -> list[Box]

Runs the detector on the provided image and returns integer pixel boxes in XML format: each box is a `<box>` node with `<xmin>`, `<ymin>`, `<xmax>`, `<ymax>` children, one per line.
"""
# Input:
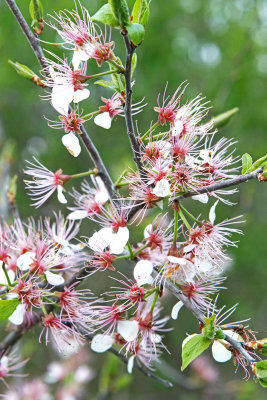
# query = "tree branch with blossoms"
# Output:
<box><xmin>2</xmin><ymin>0</ymin><xmax>267</xmax><ymax>397</ymax></box>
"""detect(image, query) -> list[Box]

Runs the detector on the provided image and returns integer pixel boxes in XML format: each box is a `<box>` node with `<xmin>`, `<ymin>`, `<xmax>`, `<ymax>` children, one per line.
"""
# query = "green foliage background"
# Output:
<box><xmin>1</xmin><ymin>0</ymin><xmax>267</xmax><ymax>398</ymax></box>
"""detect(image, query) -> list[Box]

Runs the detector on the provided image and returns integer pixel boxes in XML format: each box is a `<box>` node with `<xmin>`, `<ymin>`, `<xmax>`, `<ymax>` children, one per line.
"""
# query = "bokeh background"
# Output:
<box><xmin>1</xmin><ymin>0</ymin><xmax>267</xmax><ymax>399</ymax></box>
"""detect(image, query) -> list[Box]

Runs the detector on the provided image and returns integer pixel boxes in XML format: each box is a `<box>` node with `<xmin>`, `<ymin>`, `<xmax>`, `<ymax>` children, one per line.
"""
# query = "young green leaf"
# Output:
<box><xmin>0</xmin><ymin>299</ymin><xmax>20</xmax><ymax>321</ymax></box>
<box><xmin>215</xmin><ymin>328</ymin><xmax>225</xmax><ymax>340</ymax></box>
<box><xmin>131</xmin><ymin>53</ymin><xmax>137</xmax><ymax>77</ymax></box>
<box><xmin>247</xmin><ymin>154</ymin><xmax>267</xmax><ymax>173</ymax></box>
<box><xmin>255</xmin><ymin>360</ymin><xmax>267</xmax><ymax>388</ymax></box>
<box><xmin>107</xmin><ymin>61</ymin><xmax>125</xmax><ymax>92</ymax></box>
<box><xmin>132</xmin><ymin>0</ymin><xmax>151</xmax><ymax>26</ymax></box>
<box><xmin>92</xmin><ymin>4</ymin><xmax>120</xmax><ymax>27</ymax></box>
<box><xmin>109</xmin><ymin>0</ymin><xmax>130</xmax><ymax>28</ymax></box>
<box><xmin>94</xmin><ymin>80</ymin><xmax>120</xmax><ymax>92</ymax></box>
<box><xmin>127</xmin><ymin>23</ymin><xmax>145</xmax><ymax>46</ymax></box>
<box><xmin>242</xmin><ymin>153</ymin><xmax>253</xmax><ymax>175</ymax></box>
<box><xmin>212</xmin><ymin>107</ymin><xmax>239</xmax><ymax>129</ymax></box>
<box><xmin>181</xmin><ymin>334</ymin><xmax>211</xmax><ymax>371</ymax></box>
<box><xmin>29</xmin><ymin>0</ymin><xmax>44</xmax><ymax>35</ymax></box>
<box><xmin>8</xmin><ymin>60</ymin><xmax>35</xmax><ymax>80</ymax></box>
<box><xmin>202</xmin><ymin>315</ymin><xmax>216</xmax><ymax>340</ymax></box>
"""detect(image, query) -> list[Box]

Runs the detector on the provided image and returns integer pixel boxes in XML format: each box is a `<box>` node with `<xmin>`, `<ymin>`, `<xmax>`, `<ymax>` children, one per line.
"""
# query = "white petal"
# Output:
<box><xmin>144</xmin><ymin>224</ymin><xmax>152</xmax><ymax>239</ymax></box>
<box><xmin>156</xmin><ymin>200</ymin><xmax>164</xmax><ymax>209</ymax></box>
<box><xmin>94</xmin><ymin>176</ymin><xmax>109</xmax><ymax>204</ymax></box>
<box><xmin>212</xmin><ymin>341</ymin><xmax>232</xmax><ymax>362</ymax></box>
<box><xmin>72</xmin><ymin>48</ymin><xmax>89</xmax><ymax>70</ymax></box>
<box><xmin>17</xmin><ymin>251</ymin><xmax>36</xmax><ymax>271</ymax></box>
<box><xmin>67</xmin><ymin>210</ymin><xmax>89</xmax><ymax>220</ymax></box>
<box><xmin>167</xmin><ymin>256</ymin><xmax>187</xmax><ymax>265</ymax></box>
<box><xmin>94</xmin><ymin>112</ymin><xmax>112</xmax><ymax>129</ymax></box>
<box><xmin>51</xmin><ymin>84</ymin><xmax>74</xmax><ymax>115</ymax></box>
<box><xmin>109</xmin><ymin>227</ymin><xmax>129</xmax><ymax>255</ymax></box>
<box><xmin>172</xmin><ymin>119</ymin><xmax>183</xmax><ymax>136</ymax></box>
<box><xmin>133</xmin><ymin>260</ymin><xmax>153</xmax><ymax>286</ymax></box>
<box><xmin>152</xmin><ymin>179</ymin><xmax>172</xmax><ymax>198</ymax></box>
<box><xmin>117</xmin><ymin>320</ymin><xmax>139</xmax><ymax>342</ymax></box>
<box><xmin>183</xmin><ymin>244</ymin><xmax>195</xmax><ymax>253</ymax></box>
<box><xmin>0</xmin><ymin>266</ymin><xmax>15</xmax><ymax>285</ymax></box>
<box><xmin>57</xmin><ymin>186</ymin><xmax>67</xmax><ymax>204</ymax></box>
<box><xmin>127</xmin><ymin>355</ymin><xmax>135</xmax><ymax>374</ymax></box>
<box><xmin>45</xmin><ymin>271</ymin><xmax>64</xmax><ymax>286</ymax></box>
<box><xmin>209</xmin><ymin>200</ymin><xmax>219</xmax><ymax>225</ymax></box>
<box><xmin>171</xmin><ymin>301</ymin><xmax>184</xmax><ymax>320</ymax></box>
<box><xmin>73</xmin><ymin>88</ymin><xmax>90</xmax><ymax>103</ymax></box>
<box><xmin>62</xmin><ymin>132</ymin><xmax>81</xmax><ymax>157</ymax></box>
<box><xmin>182</xmin><ymin>334</ymin><xmax>198</xmax><ymax>349</ymax></box>
<box><xmin>88</xmin><ymin>228</ymin><xmax>111</xmax><ymax>252</ymax></box>
<box><xmin>197</xmin><ymin>259</ymin><xmax>214</xmax><ymax>273</ymax></box>
<box><xmin>91</xmin><ymin>334</ymin><xmax>114</xmax><ymax>353</ymax></box>
<box><xmin>223</xmin><ymin>330</ymin><xmax>242</xmax><ymax>342</ymax></box>
<box><xmin>192</xmin><ymin>193</ymin><xmax>209</xmax><ymax>204</ymax></box>
<box><xmin>8</xmin><ymin>303</ymin><xmax>26</xmax><ymax>325</ymax></box>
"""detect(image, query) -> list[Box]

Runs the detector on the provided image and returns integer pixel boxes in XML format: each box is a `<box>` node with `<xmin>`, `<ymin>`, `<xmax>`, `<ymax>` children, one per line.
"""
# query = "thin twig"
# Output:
<box><xmin>121</xmin><ymin>31</ymin><xmax>144</xmax><ymax>175</ymax></box>
<box><xmin>5</xmin><ymin>0</ymin><xmax>116</xmax><ymax>198</ymax></box>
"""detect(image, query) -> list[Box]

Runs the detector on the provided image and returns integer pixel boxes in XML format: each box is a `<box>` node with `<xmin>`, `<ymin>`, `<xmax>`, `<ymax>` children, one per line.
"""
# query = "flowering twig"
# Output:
<box><xmin>5</xmin><ymin>0</ymin><xmax>116</xmax><ymax>198</ymax></box>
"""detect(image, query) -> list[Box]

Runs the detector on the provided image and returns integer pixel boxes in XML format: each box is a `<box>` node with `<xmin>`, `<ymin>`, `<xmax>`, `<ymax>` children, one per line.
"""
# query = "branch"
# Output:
<box><xmin>175</xmin><ymin>168</ymin><xmax>264</xmax><ymax>200</ymax></box>
<box><xmin>152</xmin><ymin>271</ymin><xmax>256</xmax><ymax>365</ymax></box>
<box><xmin>121</xmin><ymin>32</ymin><xmax>144</xmax><ymax>175</ymax></box>
<box><xmin>4</xmin><ymin>0</ymin><xmax>116</xmax><ymax>198</ymax></box>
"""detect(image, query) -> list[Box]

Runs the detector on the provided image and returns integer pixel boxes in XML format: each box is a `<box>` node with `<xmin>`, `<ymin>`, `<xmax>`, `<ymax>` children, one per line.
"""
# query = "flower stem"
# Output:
<box><xmin>2</xmin><ymin>263</ymin><xmax>12</xmax><ymax>287</ymax></box>
<box><xmin>150</xmin><ymin>288</ymin><xmax>159</xmax><ymax>313</ymax></box>
<box><xmin>132</xmin><ymin>244</ymin><xmax>149</xmax><ymax>258</ymax></box>
<box><xmin>126</xmin><ymin>241</ymin><xmax>134</xmax><ymax>259</ymax></box>
<box><xmin>178</xmin><ymin>207</ymin><xmax>191</xmax><ymax>230</ymax></box>
<box><xmin>179</xmin><ymin>203</ymin><xmax>201</xmax><ymax>225</ymax></box>
<box><xmin>141</xmin><ymin>121</ymin><xmax>160</xmax><ymax>141</ymax></box>
<box><xmin>84</xmin><ymin>69</ymin><xmax>121</xmax><ymax>81</ymax></box>
<box><xmin>70</xmin><ymin>169</ymin><xmax>98</xmax><ymax>180</ymax></box>
<box><xmin>82</xmin><ymin>111</ymin><xmax>99</xmax><ymax>119</ymax></box>
<box><xmin>173</xmin><ymin>208</ymin><xmax>179</xmax><ymax>244</ymax></box>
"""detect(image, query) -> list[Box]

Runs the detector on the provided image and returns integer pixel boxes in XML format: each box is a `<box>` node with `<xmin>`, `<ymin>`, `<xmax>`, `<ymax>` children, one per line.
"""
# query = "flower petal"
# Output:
<box><xmin>127</xmin><ymin>355</ymin><xmax>135</xmax><ymax>374</ymax></box>
<box><xmin>57</xmin><ymin>186</ymin><xmax>67</xmax><ymax>204</ymax></box>
<box><xmin>45</xmin><ymin>271</ymin><xmax>64</xmax><ymax>286</ymax></box>
<box><xmin>167</xmin><ymin>256</ymin><xmax>187</xmax><ymax>265</ymax></box>
<box><xmin>94</xmin><ymin>112</ymin><xmax>112</xmax><ymax>129</ymax></box>
<box><xmin>152</xmin><ymin>179</ymin><xmax>172</xmax><ymax>198</ymax></box>
<box><xmin>62</xmin><ymin>132</ymin><xmax>81</xmax><ymax>157</ymax></box>
<box><xmin>192</xmin><ymin>193</ymin><xmax>209</xmax><ymax>204</ymax></box>
<box><xmin>117</xmin><ymin>320</ymin><xmax>139</xmax><ymax>342</ymax></box>
<box><xmin>67</xmin><ymin>210</ymin><xmax>89</xmax><ymax>220</ymax></box>
<box><xmin>212</xmin><ymin>340</ymin><xmax>232</xmax><ymax>362</ymax></box>
<box><xmin>133</xmin><ymin>260</ymin><xmax>153</xmax><ymax>286</ymax></box>
<box><xmin>171</xmin><ymin>301</ymin><xmax>184</xmax><ymax>320</ymax></box>
<box><xmin>73</xmin><ymin>88</ymin><xmax>90</xmax><ymax>103</ymax></box>
<box><xmin>17</xmin><ymin>251</ymin><xmax>36</xmax><ymax>271</ymax></box>
<box><xmin>51</xmin><ymin>84</ymin><xmax>74</xmax><ymax>115</ymax></box>
<box><xmin>209</xmin><ymin>200</ymin><xmax>219</xmax><ymax>225</ymax></box>
<box><xmin>8</xmin><ymin>303</ymin><xmax>26</xmax><ymax>325</ymax></box>
<box><xmin>91</xmin><ymin>334</ymin><xmax>114</xmax><ymax>353</ymax></box>
<box><xmin>109</xmin><ymin>227</ymin><xmax>129</xmax><ymax>255</ymax></box>
<box><xmin>72</xmin><ymin>48</ymin><xmax>89</xmax><ymax>70</ymax></box>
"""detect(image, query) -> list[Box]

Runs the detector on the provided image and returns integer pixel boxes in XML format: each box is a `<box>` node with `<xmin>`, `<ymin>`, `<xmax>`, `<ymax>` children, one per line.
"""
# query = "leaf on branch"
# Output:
<box><xmin>212</xmin><ymin>107</ymin><xmax>239</xmax><ymax>129</ymax></box>
<box><xmin>107</xmin><ymin>61</ymin><xmax>125</xmax><ymax>92</ymax></box>
<box><xmin>181</xmin><ymin>334</ymin><xmax>211</xmax><ymax>371</ymax></box>
<box><xmin>8</xmin><ymin>60</ymin><xmax>35</xmax><ymax>79</ymax></box>
<box><xmin>131</xmin><ymin>53</ymin><xmax>137</xmax><ymax>77</ymax></box>
<box><xmin>94</xmin><ymin>80</ymin><xmax>120</xmax><ymax>92</ymax></box>
<box><xmin>255</xmin><ymin>360</ymin><xmax>267</xmax><ymax>388</ymax></box>
<box><xmin>242</xmin><ymin>153</ymin><xmax>253</xmax><ymax>175</ymax></box>
<box><xmin>92</xmin><ymin>4</ymin><xmax>120</xmax><ymax>27</ymax></box>
<box><xmin>202</xmin><ymin>315</ymin><xmax>216</xmax><ymax>340</ymax></box>
<box><xmin>29</xmin><ymin>0</ymin><xmax>44</xmax><ymax>35</ymax></box>
<box><xmin>126</xmin><ymin>23</ymin><xmax>145</xmax><ymax>46</ymax></box>
<box><xmin>132</xmin><ymin>0</ymin><xmax>151</xmax><ymax>26</ymax></box>
<box><xmin>108</xmin><ymin>0</ymin><xmax>130</xmax><ymax>28</ymax></box>
<box><xmin>247</xmin><ymin>154</ymin><xmax>267</xmax><ymax>173</ymax></box>
<box><xmin>0</xmin><ymin>299</ymin><xmax>20</xmax><ymax>321</ymax></box>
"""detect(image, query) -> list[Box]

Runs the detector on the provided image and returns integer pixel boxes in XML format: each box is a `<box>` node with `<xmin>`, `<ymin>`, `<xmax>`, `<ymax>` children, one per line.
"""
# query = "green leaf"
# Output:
<box><xmin>202</xmin><ymin>315</ymin><xmax>216</xmax><ymax>340</ymax></box>
<box><xmin>29</xmin><ymin>0</ymin><xmax>43</xmax><ymax>20</ymax></box>
<box><xmin>181</xmin><ymin>334</ymin><xmax>211</xmax><ymax>371</ymax></box>
<box><xmin>109</xmin><ymin>0</ymin><xmax>130</xmax><ymax>28</ymax></box>
<box><xmin>215</xmin><ymin>328</ymin><xmax>225</xmax><ymax>340</ymax></box>
<box><xmin>255</xmin><ymin>360</ymin><xmax>267</xmax><ymax>387</ymax></box>
<box><xmin>8</xmin><ymin>60</ymin><xmax>35</xmax><ymax>80</ymax></box>
<box><xmin>126</xmin><ymin>23</ymin><xmax>145</xmax><ymax>45</ymax></box>
<box><xmin>247</xmin><ymin>154</ymin><xmax>267</xmax><ymax>173</ymax></box>
<box><xmin>107</xmin><ymin>61</ymin><xmax>125</xmax><ymax>92</ymax></box>
<box><xmin>212</xmin><ymin>107</ymin><xmax>239</xmax><ymax>129</ymax></box>
<box><xmin>0</xmin><ymin>299</ymin><xmax>20</xmax><ymax>321</ymax></box>
<box><xmin>242</xmin><ymin>153</ymin><xmax>253</xmax><ymax>175</ymax></box>
<box><xmin>94</xmin><ymin>80</ymin><xmax>120</xmax><ymax>92</ymax></box>
<box><xmin>92</xmin><ymin>4</ymin><xmax>120</xmax><ymax>28</ymax></box>
<box><xmin>132</xmin><ymin>0</ymin><xmax>151</xmax><ymax>26</ymax></box>
<box><xmin>131</xmin><ymin>53</ymin><xmax>137</xmax><ymax>77</ymax></box>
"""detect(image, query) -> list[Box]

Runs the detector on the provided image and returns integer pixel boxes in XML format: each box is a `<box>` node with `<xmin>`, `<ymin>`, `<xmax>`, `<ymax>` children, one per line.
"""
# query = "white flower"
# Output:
<box><xmin>133</xmin><ymin>260</ymin><xmax>153</xmax><ymax>286</ymax></box>
<box><xmin>91</xmin><ymin>334</ymin><xmax>115</xmax><ymax>353</ymax></box>
<box><xmin>51</xmin><ymin>83</ymin><xmax>90</xmax><ymax>116</ymax></box>
<box><xmin>117</xmin><ymin>320</ymin><xmax>139</xmax><ymax>342</ymax></box>
<box><xmin>171</xmin><ymin>301</ymin><xmax>184</xmax><ymax>320</ymax></box>
<box><xmin>62</xmin><ymin>132</ymin><xmax>81</xmax><ymax>157</ymax></box>
<box><xmin>94</xmin><ymin>112</ymin><xmax>112</xmax><ymax>129</ymax></box>
<box><xmin>45</xmin><ymin>271</ymin><xmax>64</xmax><ymax>286</ymax></box>
<box><xmin>8</xmin><ymin>303</ymin><xmax>26</xmax><ymax>325</ymax></box>
<box><xmin>209</xmin><ymin>200</ymin><xmax>219</xmax><ymax>225</ymax></box>
<box><xmin>152</xmin><ymin>179</ymin><xmax>172</xmax><ymax>198</ymax></box>
<box><xmin>16</xmin><ymin>251</ymin><xmax>36</xmax><ymax>271</ymax></box>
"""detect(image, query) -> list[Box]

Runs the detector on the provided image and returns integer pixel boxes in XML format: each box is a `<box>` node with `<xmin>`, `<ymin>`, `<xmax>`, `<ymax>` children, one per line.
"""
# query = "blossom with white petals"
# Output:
<box><xmin>45</xmin><ymin>271</ymin><xmax>65</xmax><ymax>286</ymax></box>
<box><xmin>117</xmin><ymin>320</ymin><xmax>139</xmax><ymax>342</ymax></box>
<box><xmin>62</xmin><ymin>132</ymin><xmax>81</xmax><ymax>157</ymax></box>
<box><xmin>91</xmin><ymin>334</ymin><xmax>115</xmax><ymax>353</ymax></box>
<box><xmin>133</xmin><ymin>260</ymin><xmax>153</xmax><ymax>286</ymax></box>
<box><xmin>152</xmin><ymin>178</ymin><xmax>172</xmax><ymax>198</ymax></box>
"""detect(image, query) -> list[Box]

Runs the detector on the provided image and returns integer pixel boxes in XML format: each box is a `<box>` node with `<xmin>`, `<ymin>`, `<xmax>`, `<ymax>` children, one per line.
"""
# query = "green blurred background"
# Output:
<box><xmin>1</xmin><ymin>0</ymin><xmax>267</xmax><ymax>398</ymax></box>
